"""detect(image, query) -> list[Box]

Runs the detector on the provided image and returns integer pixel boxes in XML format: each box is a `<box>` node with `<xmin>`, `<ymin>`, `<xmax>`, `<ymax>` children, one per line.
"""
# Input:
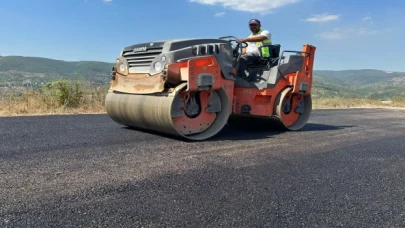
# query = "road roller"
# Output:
<box><xmin>105</xmin><ymin>36</ymin><xmax>316</xmax><ymax>140</ymax></box>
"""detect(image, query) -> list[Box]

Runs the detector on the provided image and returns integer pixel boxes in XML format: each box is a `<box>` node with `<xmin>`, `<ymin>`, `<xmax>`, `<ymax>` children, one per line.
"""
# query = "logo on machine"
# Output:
<box><xmin>223</xmin><ymin>61</ymin><xmax>233</xmax><ymax>67</ymax></box>
<box><xmin>133</xmin><ymin>47</ymin><xmax>147</xmax><ymax>52</ymax></box>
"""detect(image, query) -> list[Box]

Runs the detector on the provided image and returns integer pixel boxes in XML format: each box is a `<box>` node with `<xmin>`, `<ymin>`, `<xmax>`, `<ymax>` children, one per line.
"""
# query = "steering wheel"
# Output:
<box><xmin>219</xmin><ymin>36</ymin><xmax>248</xmax><ymax>48</ymax></box>
<box><xmin>218</xmin><ymin>36</ymin><xmax>248</xmax><ymax>61</ymax></box>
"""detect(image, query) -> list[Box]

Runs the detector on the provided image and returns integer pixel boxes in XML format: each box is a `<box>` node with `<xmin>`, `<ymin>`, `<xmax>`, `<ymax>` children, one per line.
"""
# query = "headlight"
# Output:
<box><xmin>154</xmin><ymin>62</ymin><xmax>162</xmax><ymax>71</ymax></box>
<box><xmin>119</xmin><ymin>63</ymin><xmax>126</xmax><ymax>72</ymax></box>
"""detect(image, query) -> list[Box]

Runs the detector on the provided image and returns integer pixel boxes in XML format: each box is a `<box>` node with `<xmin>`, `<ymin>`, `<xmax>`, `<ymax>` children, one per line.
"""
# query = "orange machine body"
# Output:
<box><xmin>233</xmin><ymin>44</ymin><xmax>316</xmax><ymax>118</ymax></box>
<box><xmin>174</xmin><ymin>44</ymin><xmax>316</xmax><ymax>120</ymax></box>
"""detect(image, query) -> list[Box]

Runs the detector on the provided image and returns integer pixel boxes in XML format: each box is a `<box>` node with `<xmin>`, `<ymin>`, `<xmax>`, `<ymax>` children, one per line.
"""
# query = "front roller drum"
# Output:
<box><xmin>274</xmin><ymin>87</ymin><xmax>312</xmax><ymax>130</ymax></box>
<box><xmin>105</xmin><ymin>85</ymin><xmax>231</xmax><ymax>141</ymax></box>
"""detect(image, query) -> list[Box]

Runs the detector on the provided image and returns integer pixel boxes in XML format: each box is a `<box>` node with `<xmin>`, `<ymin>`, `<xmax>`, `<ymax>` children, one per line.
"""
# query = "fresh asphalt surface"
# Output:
<box><xmin>1</xmin><ymin>108</ymin><xmax>405</xmax><ymax>227</ymax></box>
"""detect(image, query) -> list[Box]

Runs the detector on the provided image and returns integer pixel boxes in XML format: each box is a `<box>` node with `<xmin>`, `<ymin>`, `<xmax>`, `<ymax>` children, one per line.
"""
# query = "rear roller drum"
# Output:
<box><xmin>275</xmin><ymin>87</ymin><xmax>312</xmax><ymax>130</ymax></box>
<box><xmin>105</xmin><ymin>84</ymin><xmax>231</xmax><ymax>141</ymax></box>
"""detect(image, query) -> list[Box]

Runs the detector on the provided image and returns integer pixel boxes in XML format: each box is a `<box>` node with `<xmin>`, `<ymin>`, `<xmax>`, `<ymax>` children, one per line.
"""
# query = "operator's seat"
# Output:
<box><xmin>247</xmin><ymin>44</ymin><xmax>281</xmax><ymax>69</ymax></box>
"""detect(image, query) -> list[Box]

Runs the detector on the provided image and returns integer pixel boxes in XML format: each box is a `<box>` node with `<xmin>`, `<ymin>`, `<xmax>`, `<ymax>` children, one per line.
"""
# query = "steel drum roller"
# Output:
<box><xmin>105</xmin><ymin>86</ymin><xmax>231</xmax><ymax>141</ymax></box>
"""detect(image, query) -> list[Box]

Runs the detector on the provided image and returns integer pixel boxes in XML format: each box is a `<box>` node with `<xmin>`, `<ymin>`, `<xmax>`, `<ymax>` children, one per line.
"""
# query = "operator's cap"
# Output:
<box><xmin>249</xmin><ymin>19</ymin><xmax>261</xmax><ymax>25</ymax></box>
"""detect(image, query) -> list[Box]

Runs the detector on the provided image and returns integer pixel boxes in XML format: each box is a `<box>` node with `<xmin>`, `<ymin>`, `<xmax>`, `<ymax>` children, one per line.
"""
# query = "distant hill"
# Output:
<box><xmin>314</xmin><ymin>69</ymin><xmax>405</xmax><ymax>86</ymax></box>
<box><xmin>1</xmin><ymin>55</ymin><xmax>404</xmax><ymax>99</ymax></box>
<box><xmin>0</xmin><ymin>56</ymin><xmax>114</xmax><ymax>87</ymax></box>
<box><xmin>313</xmin><ymin>70</ymin><xmax>405</xmax><ymax>99</ymax></box>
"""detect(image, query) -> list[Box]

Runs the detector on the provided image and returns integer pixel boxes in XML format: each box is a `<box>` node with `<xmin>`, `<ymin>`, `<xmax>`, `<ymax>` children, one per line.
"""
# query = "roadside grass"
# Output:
<box><xmin>1</xmin><ymin>80</ymin><xmax>404</xmax><ymax>116</ymax></box>
<box><xmin>0</xmin><ymin>80</ymin><xmax>108</xmax><ymax>116</ymax></box>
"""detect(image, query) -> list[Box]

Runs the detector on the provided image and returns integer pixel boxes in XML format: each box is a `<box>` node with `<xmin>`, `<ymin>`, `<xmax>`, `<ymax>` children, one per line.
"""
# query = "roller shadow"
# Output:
<box><xmin>209</xmin><ymin>115</ymin><xmax>355</xmax><ymax>141</ymax></box>
<box><xmin>122</xmin><ymin>115</ymin><xmax>355</xmax><ymax>142</ymax></box>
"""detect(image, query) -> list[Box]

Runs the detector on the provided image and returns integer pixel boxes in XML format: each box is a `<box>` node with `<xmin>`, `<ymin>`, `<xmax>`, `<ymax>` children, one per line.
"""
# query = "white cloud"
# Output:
<box><xmin>319</xmin><ymin>29</ymin><xmax>345</xmax><ymax>39</ymax></box>
<box><xmin>189</xmin><ymin>0</ymin><xmax>301</xmax><ymax>14</ymax></box>
<box><xmin>355</xmin><ymin>28</ymin><xmax>378</xmax><ymax>35</ymax></box>
<box><xmin>318</xmin><ymin>27</ymin><xmax>378</xmax><ymax>40</ymax></box>
<box><xmin>214</xmin><ymin>12</ymin><xmax>226</xmax><ymax>17</ymax></box>
<box><xmin>103</xmin><ymin>0</ymin><xmax>112</xmax><ymax>3</ymax></box>
<box><xmin>305</xmin><ymin>13</ymin><xmax>340</xmax><ymax>22</ymax></box>
<box><xmin>362</xmin><ymin>16</ymin><xmax>373</xmax><ymax>25</ymax></box>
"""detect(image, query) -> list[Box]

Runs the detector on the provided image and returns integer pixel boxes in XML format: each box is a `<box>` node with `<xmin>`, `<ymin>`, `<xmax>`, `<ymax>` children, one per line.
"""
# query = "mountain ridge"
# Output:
<box><xmin>1</xmin><ymin>55</ymin><xmax>404</xmax><ymax>99</ymax></box>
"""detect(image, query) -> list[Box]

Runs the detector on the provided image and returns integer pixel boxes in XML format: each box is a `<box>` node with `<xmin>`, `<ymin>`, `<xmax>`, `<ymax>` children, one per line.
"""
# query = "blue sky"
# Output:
<box><xmin>1</xmin><ymin>0</ymin><xmax>404</xmax><ymax>71</ymax></box>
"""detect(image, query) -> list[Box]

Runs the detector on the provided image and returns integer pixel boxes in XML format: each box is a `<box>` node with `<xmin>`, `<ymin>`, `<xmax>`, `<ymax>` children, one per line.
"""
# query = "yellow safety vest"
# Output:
<box><xmin>248</xmin><ymin>29</ymin><xmax>272</xmax><ymax>58</ymax></box>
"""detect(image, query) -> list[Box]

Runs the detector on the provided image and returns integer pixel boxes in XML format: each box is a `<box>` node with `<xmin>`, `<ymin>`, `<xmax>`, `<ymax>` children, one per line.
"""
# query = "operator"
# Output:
<box><xmin>236</xmin><ymin>19</ymin><xmax>272</xmax><ymax>77</ymax></box>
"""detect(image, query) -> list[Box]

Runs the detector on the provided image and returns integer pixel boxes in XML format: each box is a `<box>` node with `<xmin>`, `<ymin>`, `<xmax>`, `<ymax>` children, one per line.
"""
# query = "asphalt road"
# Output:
<box><xmin>1</xmin><ymin>108</ymin><xmax>405</xmax><ymax>227</ymax></box>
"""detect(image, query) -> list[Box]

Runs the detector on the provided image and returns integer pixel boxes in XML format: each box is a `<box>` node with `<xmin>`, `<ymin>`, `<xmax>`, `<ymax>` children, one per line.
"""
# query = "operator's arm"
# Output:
<box><xmin>237</xmin><ymin>34</ymin><xmax>269</xmax><ymax>43</ymax></box>
<box><xmin>238</xmin><ymin>30</ymin><xmax>270</xmax><ymax>43</ymax></box>
<box><xmin>239</xmin><ymin>35</ymin><xmax>266</xmax><ymax>54</ymax></box>
<box><xmin>245</xmin><ymin>35</ymin><xmax>268</xmax><ymax>42</ymax></box>
<box><xmin>238</xmin><ymin>30</ymin><xmax>270</xmax><ymax>54</ymax></box>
